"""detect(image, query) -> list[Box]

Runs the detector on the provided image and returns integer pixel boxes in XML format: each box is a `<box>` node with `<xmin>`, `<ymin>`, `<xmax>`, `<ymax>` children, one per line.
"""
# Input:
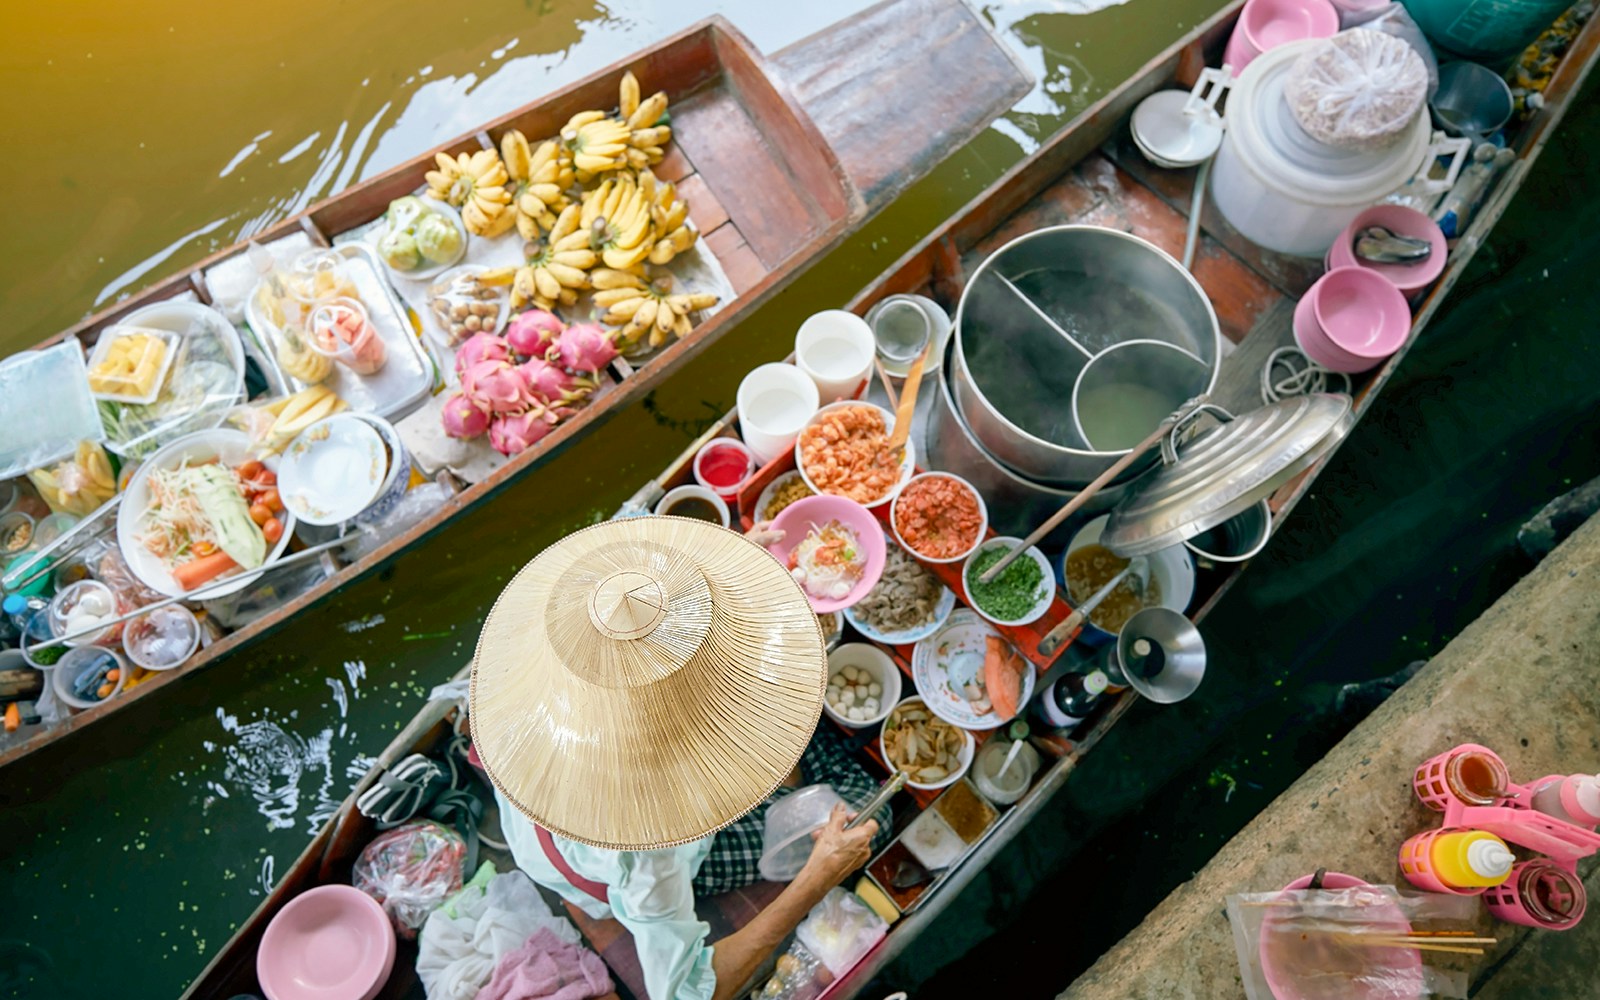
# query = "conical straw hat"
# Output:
<box><xmin>472</xmin><ymin>515</ymin><xmax>827</xmax><ymax>850</ymax></box>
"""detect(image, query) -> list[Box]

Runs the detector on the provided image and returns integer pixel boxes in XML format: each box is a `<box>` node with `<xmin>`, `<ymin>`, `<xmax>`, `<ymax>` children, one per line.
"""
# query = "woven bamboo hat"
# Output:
<box><xmin>471</xmin><ymin>515</ymin><xmax>827</xmax><ymax>850</ymax></box>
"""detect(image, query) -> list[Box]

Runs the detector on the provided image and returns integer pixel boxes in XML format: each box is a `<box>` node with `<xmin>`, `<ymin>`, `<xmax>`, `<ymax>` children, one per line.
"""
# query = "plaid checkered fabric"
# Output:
<box><xmin>692</xmin><ymin>725</ymin><xmax>893</xmax><ymax>896</ymax></box>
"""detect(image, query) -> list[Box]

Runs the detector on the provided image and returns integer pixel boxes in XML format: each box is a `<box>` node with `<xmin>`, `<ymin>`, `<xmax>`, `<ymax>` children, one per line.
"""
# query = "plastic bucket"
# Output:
<box><xmin>1401</xmin><ymin>0</ymin><xmax>1573</xmax><ymax>60</ymax></box>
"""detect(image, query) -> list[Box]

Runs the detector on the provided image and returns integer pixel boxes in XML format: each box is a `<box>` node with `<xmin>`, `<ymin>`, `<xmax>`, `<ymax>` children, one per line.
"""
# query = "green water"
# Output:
<box><xmin>0</xmin><ymin>2</ymin><xmax>1230</xmax><ymax>996</ymax></box>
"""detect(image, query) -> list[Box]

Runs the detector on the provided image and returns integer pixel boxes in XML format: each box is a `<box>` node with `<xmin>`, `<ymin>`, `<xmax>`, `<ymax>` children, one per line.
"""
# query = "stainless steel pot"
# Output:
<box><xmin>927</xmin><ymin>353</ymin><xmax>1126</xmax><ymax>551</ymax></box>
<box><xmin>952</xmin><ymin>226</ymin><xmax>1222</xmax><ymax>486</ymax></box>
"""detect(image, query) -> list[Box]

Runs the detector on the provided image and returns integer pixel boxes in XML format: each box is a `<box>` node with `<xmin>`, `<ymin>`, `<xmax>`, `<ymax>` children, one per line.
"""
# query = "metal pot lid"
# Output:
<box><xmin>1101</xmin><ymin>394</ymin><xmax>1354</xmax><ymax>557</ymax></box>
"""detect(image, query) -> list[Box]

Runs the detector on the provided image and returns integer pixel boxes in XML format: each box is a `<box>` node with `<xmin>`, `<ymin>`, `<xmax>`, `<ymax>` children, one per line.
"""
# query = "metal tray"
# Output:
<box><xmin>244</xmin><ymin>242</ymin><xmax>434</xmax><ymax>422</ymax></box>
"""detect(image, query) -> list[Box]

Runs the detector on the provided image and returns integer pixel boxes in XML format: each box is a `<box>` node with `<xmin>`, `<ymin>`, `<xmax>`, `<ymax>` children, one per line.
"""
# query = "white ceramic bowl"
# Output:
<box><xmin>822</xmin><ymin>643</ymin><xmax>902</xmax><ymax>730</ymax></box>
<box><xmin>347</xmin><ymin>412</ymin><xmax>412</xmax><ymax>527</ymax></box>
<box><xmin>1063</xmin><ymin>514</ymin><xmax>1196</xmax><ymax>643</ymax></box>
<box><xmin>116</xmin><ymin>429</ymin><xmax>296</xmax><ymax>598</ymax></box>
<box><xmin>795</xmin><ymin>400</ymin><xmax>915</xmax><ymax>510</ymax></box>
<box><xmin>890</xmin><ymin>472</ymin><xmax>988</xmax><ymax>564</ymax></box>
<box><xmin>879</xmin><ymin>695</ymin><xmax>975</xmax><ymax>791</ymax></box>
<box><xmin>961</xmin><ymin>536</ymin><xmax>1055</xmax><ymax>627</ymax></box>
<box><xmin>654</xmin><ymin>485</ymin><xmax>730</xmax><ymax>527</ymax></box>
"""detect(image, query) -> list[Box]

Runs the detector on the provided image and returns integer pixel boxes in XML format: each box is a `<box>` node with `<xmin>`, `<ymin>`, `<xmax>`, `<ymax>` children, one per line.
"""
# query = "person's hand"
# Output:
<box><xmin>746</xmin><ymin>520</ymin><xmax>785</xmax><ymax>548</ymax></box>
<box><xmin>803</xmin><ymin>803</ymin><xmax>877</xmax><ymax>887</ymax></box>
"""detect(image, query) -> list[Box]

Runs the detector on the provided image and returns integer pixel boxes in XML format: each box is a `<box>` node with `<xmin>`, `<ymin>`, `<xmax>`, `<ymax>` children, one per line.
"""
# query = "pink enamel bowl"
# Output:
<box><xmin>256</xmin><ymin>885</ymin><xmax>395</xmax><ymax>1000</ymax></box>
<box><xmin>767</xmin><ymin>494</ymin><xmax>888</xmax><ymax>614</ymax></box>
<box><xmin>1328</xmin><ymin>205</ymin><xmax>1448</xmax><ymax>296</ymax></box>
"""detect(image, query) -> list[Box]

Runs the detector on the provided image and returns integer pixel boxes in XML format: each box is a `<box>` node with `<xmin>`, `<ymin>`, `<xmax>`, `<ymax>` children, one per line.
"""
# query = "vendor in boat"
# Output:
<box><xmin>471</xmin><ymin>516</ymin><xmax>891</xmax><ymax>1000</ymax></box>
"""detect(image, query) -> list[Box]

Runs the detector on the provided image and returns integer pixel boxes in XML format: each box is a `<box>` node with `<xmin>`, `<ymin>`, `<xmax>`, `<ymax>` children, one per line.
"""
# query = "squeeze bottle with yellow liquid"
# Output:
<box><xmin>1430</xmin><ymin>830</ymin><xmax>1516</xmax><ymax>889</ymax></box>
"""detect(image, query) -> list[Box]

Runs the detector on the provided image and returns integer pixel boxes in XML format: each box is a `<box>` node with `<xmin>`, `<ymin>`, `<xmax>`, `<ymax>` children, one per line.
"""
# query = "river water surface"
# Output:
<box><xmin>0</xmin><ymin>1</ymin><xmax>1230</xmax><ymax>996</ymax></box>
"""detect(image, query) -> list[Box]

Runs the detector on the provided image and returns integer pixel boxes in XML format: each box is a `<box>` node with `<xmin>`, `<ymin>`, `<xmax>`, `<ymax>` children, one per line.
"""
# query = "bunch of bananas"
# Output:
<box><xmin>562</xmin><ymin>111</ymin><xmax>632</xmax><ymax>181</ymax></box>
<box><xmin>591</xmin><ymin>268</ymin><xmax>718</xmax><ymax>351</ymax></box>
<box><xmin>28</xmin><ymin>442</ymin><xmax>117</xmax><ymax>517</ymax></box>
<box><xmin>513</xmin><ymin>205</ymin><xmax>596</xmax><ymax>310</ymax></box>
<box><xmin>581</xmin><ymin>173</ymin><xmax>655</xmax><ymax>270</ymax></box>
<box><xmin>500</xmin><ymin>131</ymin><xmax>573</xmax><ymax>239</ymax></box>
<box><xmin>618</xmin><ymin>71</ymin><xmax>671</xmax><ymax>170</ymax></box>
<box><xmin>425</xmin><ymin>150</ymin><xmax>514</xmax><ymax>237</ymax></box>
<box><xmin>256</xmin><ymin>386</ymin><xmax>349</xmax><ymax>456</ymax></box>
<box><xmin>647</xmin><ymin>176</ymin><xmax>695</xmax><ymax>265</ymax></box>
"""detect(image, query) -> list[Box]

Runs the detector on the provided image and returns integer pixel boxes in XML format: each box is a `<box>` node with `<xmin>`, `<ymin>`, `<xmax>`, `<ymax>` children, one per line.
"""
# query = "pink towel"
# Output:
<box><xmin>475</xmin><ymin>927</ymin><xmax>614</xmax><ymax>1000</ymax></box>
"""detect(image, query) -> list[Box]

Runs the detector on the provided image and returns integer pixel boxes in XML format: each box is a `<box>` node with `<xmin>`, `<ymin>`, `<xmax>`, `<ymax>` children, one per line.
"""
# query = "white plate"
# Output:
<box><xmin>843</xmin><ymin>535</ymin><xmax>958</xmax><ymax>645</ymax></box>
<box><xmin>378</xmin><ymin>198</ymin><xmax>469</xmax><ymax>282</ymax></box>
<box><xmin>1131</xmin><ymin>89</ymin><xmax>1223</xmax><ymax>168</ymax></box>
<box><xmin>911</xmin><ymin>609</ymin><xmax>1035</xmax><ymax>731</ymax></box>
<box><xmin>116</xmin><ymin>429</ymin><xmax>296</xmax><ymax>599</ymax></box>
<box><xmin>278</xmin><ymin>415</ymin><xmax>387</xmax><ymax>525</ymax></box>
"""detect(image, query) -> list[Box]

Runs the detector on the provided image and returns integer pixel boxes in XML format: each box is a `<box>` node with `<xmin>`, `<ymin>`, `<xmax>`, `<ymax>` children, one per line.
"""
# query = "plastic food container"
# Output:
<box><xmin>973</xmin><ymin>738</ymin><xmax>1041</xmax><ymax>806</ymax></box>
<box><xmin>85</xmin><ymin>326</ymin><xmax>180</xmax><ymax>404</ymax></box>
<box><xmin>0</xmin><ymin>511</ymin><xmax>35</xmax><ymax>556</ymax></box>
<box><xmin>310</xmin><ymin>298</ymin><xmax>388</xmax><ymax>375</ymax></box>
<box><xmin>1207</xmin><ymin>43</ymin><xmax>1469</xmax><ymax>257</ymax></box>
<box><xmin>738</xmin><ymin>363</ymin><xmax>820</xmax><ymax>465</ymax></box>
<box><xmin>759</xmin><ymin>785</ymin><xmax>846</xmax><ymax>881</ymax></box>
<box><xmin>123</xmin><ymin>606</ymin><xmax>201</xmax><ymax>672</ymax></box>
<box><xmin>98</xmin><ymin>301</ymin><xmax>247</xmax><ymax>459</ymax></box>
<box><xmin>53</xmin><ymin>646</ymin><xmax>128</xmax><ymax>710</ymax></box>
<box><xmin>655</xmin><ymin>485</ymin><xmax>730</xmax><ymax>527</ymax></box>
<box><xmin>48</xmin><ymin>580</ymin><xmax>122</xmax><ymax>647</ymax></box>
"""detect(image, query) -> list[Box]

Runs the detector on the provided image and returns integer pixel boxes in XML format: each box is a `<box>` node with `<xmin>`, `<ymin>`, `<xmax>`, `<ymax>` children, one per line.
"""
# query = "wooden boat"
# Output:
<box><xmin>0</xmin><ymin>0</ymin><xmax>1029</xmax><ymax>769</ymax></box>
<box><xmin>183</xmin><ymin>2</ymin><xmax>1600</xmax><ymax>998</ymax></box>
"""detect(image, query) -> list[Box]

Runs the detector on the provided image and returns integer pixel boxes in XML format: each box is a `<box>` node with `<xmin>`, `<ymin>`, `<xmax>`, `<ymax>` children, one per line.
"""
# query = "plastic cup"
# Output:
<box><xmin>693</xmin><ymin>438</ymin><xmax>756</xmax><ymax>503</ymax></box>
<box><xmin>52</xmin><ymin>646</ymin><xmax>128</xmax><ymax>711</ymax></box>
<box><xmin>310</xmin><ymin>298</ymin><xmax>388</xmax><ymax>375</ymax></box>
<box><xmin>123</xmin><ymin>605</ymin><xmax>201</xmax><ymax>672</ymax></box>
<box><xmin>0</xmin><ymin>511</ymin><xmax>35</xmax><ymax>556</ymax></box>
<box><xmin>737</xmin><ymin>363</ymin><xmax>820</xmax><ymax>464</ymax></box>
<box><xmin>48</xmin><ymin>579</ymin><xmax>121</xmax><ymax>647</ymax></box>
<box><xmin>795</xmin><ymin>310</ymin><xmax>876</xmax><ymax>403</ymax></box>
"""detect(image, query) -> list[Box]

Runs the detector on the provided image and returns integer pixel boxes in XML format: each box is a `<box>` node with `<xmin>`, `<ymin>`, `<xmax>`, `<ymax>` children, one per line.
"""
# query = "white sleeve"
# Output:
<box><xmin>609</xmin><ymin>847</ymin><xmax>718</xmax><ymax>1000</ymax></box>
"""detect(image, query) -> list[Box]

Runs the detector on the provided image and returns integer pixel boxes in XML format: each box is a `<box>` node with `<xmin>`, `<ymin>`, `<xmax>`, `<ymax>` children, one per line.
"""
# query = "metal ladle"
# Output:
<box><xmin>983</xmin><ymin>271</ymin><xmax>1211</xmax><ymax>452</ymax></box>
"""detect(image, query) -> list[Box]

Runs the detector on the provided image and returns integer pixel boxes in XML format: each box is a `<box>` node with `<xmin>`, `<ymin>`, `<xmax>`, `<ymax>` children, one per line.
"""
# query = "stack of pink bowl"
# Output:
<box><xmin>1325</xmin><ymin>204</ymin><xmax>1448</xmax><ymax>298</ymax></box>
<box><xmin>1224</xmin><ymin>0</ymin><xmax>1340</xmax><ymax>74</ymax></box>
<box><xmin>1293</xmin><ymin>266</ymin><xmax>1412</xmax><ymax>374</ymax></box>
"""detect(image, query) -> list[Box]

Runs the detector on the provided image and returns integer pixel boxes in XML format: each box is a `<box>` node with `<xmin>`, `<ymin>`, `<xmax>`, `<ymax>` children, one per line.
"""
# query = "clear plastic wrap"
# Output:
<box><xmin>27</xmin><ymin>442</ymin><xmax>117</xmax><ymax>517</ymax></box>
<box><xmin>1225</xmin><ymin>884</ymin><xmax>1475</xmax><ymax>1000</ymax></box>
<box><xmin>795</xmin><ymin>887</ymin><xmax>888</xmax><ymax>977</ymax></box>
<box><xmin>96</xmin><ymin>305</ymin><xmax>246</xmax><ymax>459</ymax></box>
<box><xmin>0</xmin><ymin>342</ymin><xmax>107</xmax><ymax>480</ymax></box>
<box><xmin>1286</xmin><ymin>29</ymin><xmax>1429</xmax><ymax>151</ymax></box>
<box><xmin>1342</xmin><ymin>6</ymin><xmax>1440</xmax><ymax>96</ymax></box>
<box><xmin>750</xmin><ymin>940</ymin><xmax>824</xmax><ymax>1000</ymax></box>
<box><xmin>352</xmin><ymin>819</ymin><xmax>467</xmax><ymax>939</ymax></box>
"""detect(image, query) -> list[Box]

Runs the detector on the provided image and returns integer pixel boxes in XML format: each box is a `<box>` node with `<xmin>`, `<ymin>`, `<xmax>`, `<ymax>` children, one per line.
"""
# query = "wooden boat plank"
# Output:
<box><xmin>1209</xmin><ymin>297</ymin><xmax>1298</xmax><ymax>417</ymax></box>
<box><xmin>701</xmin><ymin>223</ymin><xmax>767</xmax><ymax>294</ymax></box>
<box><xmin>770</xmin><ymin>0</ymin><xmax>1034</xmax><ymax>211</ymax></box>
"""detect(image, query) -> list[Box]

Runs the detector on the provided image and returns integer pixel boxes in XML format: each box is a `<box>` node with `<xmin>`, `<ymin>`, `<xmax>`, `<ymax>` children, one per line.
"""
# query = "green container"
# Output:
<box><xmin>1401</xmin><ymin>0</ymin><xmax>1573</xmax><ymax>60</ymax></box>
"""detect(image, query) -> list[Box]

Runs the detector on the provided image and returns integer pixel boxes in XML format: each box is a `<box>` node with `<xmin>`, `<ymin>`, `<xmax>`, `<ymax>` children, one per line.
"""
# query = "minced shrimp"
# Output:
<box><xmin>799</xmin><ymin>405</ymin><xmax>900</xmax><ymax>504</ymax></box>
<box><xmin>894</xmin><ymin>475</ymin><xmax>983</xmax><ymax>559</ymax></box>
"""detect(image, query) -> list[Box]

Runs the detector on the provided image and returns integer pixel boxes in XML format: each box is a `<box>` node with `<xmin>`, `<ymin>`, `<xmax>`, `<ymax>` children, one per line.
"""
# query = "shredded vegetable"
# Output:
<box><xmin>137</xmin><ymin>463</ymin><xmax>227</xmax><ymax>565</ymax></box>
<box><xmin>787</xmin><ymin>520</ymin><xmax>865</xmax><ymax>601</ymax></box>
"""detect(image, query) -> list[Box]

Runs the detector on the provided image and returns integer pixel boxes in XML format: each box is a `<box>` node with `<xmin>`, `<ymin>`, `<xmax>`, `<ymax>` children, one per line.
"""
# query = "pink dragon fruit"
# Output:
<box><xmin>517</xmin><ymin>357</ymin><xmax>595</xmax><ymax>405</ymax></box>
<box><xmin>504</xmin><ymin>309</ymin><xmax>565</xmax><ymax>360</ymax></box>
<box><xmin>554</xmin><ymin>323</ymin><xmax>619</xmax><ymax>374</ymax></box>
<box><xmin>454</xmin><ymin>332</ymin><xmax>511</xmax><ymax>378</ymax></box>
<box><xmin>461</xmin><ymin>359</ymin><xmax>534</xmax><ymax>415</ymax></box>
<box><xmin>488</xmin><ymin>407</ymin><xmax>559</xmax><ymax>456</ymax></box>
<box><xmin>440</xmin><ymin>393</ymin><xmax>490</xmax><ymax>439</ymax></box>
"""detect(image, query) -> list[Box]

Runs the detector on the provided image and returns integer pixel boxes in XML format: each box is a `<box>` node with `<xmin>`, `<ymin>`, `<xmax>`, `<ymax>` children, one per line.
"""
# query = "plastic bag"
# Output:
<box><xmin>0</xmin><ymin>342</ymin><xmax>107</xmax><ymax>481</ymax></box>
<box><xmin>200</xmin><ymin>554</ymin><xmax>332</xmax><ymax>630</ymax></box>
<box><xmin>1286</xmin><ymin>29</ymin><xmax>1429</xmax><ymax>151</ymax></box>
<box><xmin>27</xmin><ymin>442</ymin><xmax>117</xmax><ymax>517</ymax></box>
<box><xmin>1225</xmin><ymin>884</ymin><xmax>1474</xmax><ymax>1000</ymax></box>
<box><xmin>795</xmin><ymin>887</ymin><xmax>888</xmax><ymax>977</ymax></box>
<box><xmin>353</xmin><ymin>819</ymin><xmax>467</xmax><ymax>939</ymax></box>
<box><xmin>1342</xmin><ymin>5</ymin><xmax>1440</xmax><ymax>96</ymax></box>
<box><xmin>224</xmin><ymin>385</ymin><xmax>350</xmax><ymax>458</ymax></box>
<box><xmin>97</xmin><ymin>306</ymin><xmax>244</xmax><ymax>459</ymax></box>
<box><xmin>344</xmin><ymin>482</ymin><xmax>451</xmax><ymax>560</ymax></box>
<box><xmin>750</xmin><ymin>940</ymin><xmax>824</xmax><ymax>1000</ymax></box>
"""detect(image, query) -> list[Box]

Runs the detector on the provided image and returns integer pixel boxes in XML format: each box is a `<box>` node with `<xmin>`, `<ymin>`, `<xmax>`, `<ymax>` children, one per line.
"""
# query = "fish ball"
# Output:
<box><xmin>868</xmin><ymin>682</ymin><xmax>882</xmax><ymax>697</ymax></box>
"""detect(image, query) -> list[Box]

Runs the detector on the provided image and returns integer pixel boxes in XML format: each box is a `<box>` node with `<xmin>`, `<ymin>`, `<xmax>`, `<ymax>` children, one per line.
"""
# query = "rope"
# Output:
<box><xmin>1261</xmin><ymin>347</ymin><xmax>1351</xmax><ymax>404</ymax></box>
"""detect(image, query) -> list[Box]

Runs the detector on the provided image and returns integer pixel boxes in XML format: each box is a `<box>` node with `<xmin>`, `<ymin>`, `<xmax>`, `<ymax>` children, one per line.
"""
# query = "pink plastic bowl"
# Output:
<box><xmin>1260</xmin><ymin>872</ymin><xmax>1425</xmax><ymax>1000</ymax></box>
<box><xmin>1311</xmin><ymin>266</ymin><xmax>1412</xmax><ymax>364</ymax></box>
<box><xmin>1293</xmin><ymin>294</ymin><xmax>1369</xmax><ymax>373</ymax></box>
<box><xmin>766</xmin><ymin>494</ymin><xmax>887</xmax><ymax>613</ymax></box>
<box><xmin>1242</xmin><ymin>0</ymin><xmax>1340</xmax><ymax>51</ymax></box>
<box><xmin>1329</xmin><ymin>205</ymin><xmax>1449</xmax><ymax>296</ymax></box>
<box><xmin>257</xmin><ymin>885</ymin><xmax>396</xmax><ymax>1000</ymax></box>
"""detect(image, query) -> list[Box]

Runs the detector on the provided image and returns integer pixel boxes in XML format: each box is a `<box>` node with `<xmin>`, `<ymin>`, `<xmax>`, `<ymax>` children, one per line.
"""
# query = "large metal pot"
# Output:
<box><xmin>927</xmin><ymin>352</ymin><xmax>1126</xmax><ymax>551</ymax></box>
<box><xmin>952</xmin><ymin>226</ymin><xmax>1222</xmax><ymax>486</ymax></box>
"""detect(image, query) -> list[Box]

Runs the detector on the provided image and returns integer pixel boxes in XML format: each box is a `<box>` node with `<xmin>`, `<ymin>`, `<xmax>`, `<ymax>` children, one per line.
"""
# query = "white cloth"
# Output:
<box><xmin>497</xmin><ymin>789</ymin><xmax>719</xmax><ymax>1000</ymax></box>
<box><xmin>416</xmin><ymin>869</ymin><xmax>581</xmax><ymax>1000</ymax></box>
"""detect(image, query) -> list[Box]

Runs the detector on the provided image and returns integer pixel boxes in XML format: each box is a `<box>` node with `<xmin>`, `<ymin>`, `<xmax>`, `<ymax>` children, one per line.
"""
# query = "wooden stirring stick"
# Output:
<box><xmin>982</xmin><ymin>393</ymin><xmax>1212</xmax><ymax>593</ymax></box>
<box><xmin>885</xmin><ymin>339</ymin><xmax>930</xmax><ymax>453</ymax></box>
<box><xmin>874</xmin><ymin>356</ymin><xmax>900</xmax><ymax>412</ymax></box>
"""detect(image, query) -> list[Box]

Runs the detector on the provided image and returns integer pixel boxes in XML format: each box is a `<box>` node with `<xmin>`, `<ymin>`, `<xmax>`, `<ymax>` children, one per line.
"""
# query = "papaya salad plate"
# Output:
<box><xmin>911</xmin><ymin>609</ymin><xmax>1034</xmax><ymax>730</ymax></box>
<box><xmin>116</xmin><ymin>429</ymin><xmax>296</xmax><ymax>598</ymax></box>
